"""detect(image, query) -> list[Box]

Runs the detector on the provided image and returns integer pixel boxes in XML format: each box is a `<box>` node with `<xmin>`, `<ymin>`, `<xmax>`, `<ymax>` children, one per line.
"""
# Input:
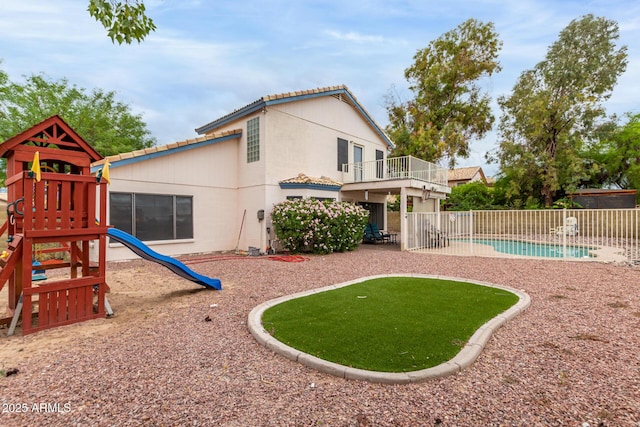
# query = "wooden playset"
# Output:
<box><xmin>0</xmin><ymin>115</ymin><xmax>110</xmax><ymax>335</ymax></box>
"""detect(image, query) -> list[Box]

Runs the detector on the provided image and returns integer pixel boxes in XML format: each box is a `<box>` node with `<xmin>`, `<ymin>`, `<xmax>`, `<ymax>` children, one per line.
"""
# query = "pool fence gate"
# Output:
<box><xmin>406</xmin><ymin>208</ymin><xmax>640</xmax><ymax>264</ymax></box>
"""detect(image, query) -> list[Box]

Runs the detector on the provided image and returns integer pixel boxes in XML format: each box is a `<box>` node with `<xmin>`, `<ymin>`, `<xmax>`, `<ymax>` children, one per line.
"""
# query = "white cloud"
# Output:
<box><xmin>0</xmin><ymin>0</ymin><xmax>638</xmax><ymax>170</ymax></box>
<box><xmin>324</xmin><ymin>30</ymin><xmax>385</xmax><ymax>44</ymax></box>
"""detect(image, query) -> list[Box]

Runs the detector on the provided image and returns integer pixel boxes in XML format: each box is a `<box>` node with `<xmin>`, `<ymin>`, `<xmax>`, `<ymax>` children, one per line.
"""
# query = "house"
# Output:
<box><xmin>90</xmin><ymin>85</ymin><xmax>450</xmax><ymax>260</ymax></box>
<box><xmin>447</xmin><ymin>166</ymin><xmax>488</xmax><ymax>187</ymax></box>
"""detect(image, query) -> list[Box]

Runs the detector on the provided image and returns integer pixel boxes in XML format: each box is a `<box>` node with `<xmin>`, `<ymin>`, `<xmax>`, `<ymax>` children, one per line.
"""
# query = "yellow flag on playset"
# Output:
<box><xmin>31</xmin><ymin>151</ymin><xmax>41</xmax><ymax>182</ymax></box>
<box><xmin>101</xmin><ymin>160</ymin><xmax>111</xmax><ymax>184</ymax></box>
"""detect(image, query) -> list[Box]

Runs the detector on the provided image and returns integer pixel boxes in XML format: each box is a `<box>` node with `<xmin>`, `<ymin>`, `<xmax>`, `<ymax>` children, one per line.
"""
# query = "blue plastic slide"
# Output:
<box><xmin>107</xmin><ymin>228</ymin><xmax>222</xmax><ymax>290</ymax></box>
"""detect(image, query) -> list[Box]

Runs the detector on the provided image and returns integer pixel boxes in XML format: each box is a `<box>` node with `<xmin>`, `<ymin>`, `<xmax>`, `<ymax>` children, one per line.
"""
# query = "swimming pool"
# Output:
<box><xmin>460</xmin><ymin>238</ymin><xmax>593</xmax><ymax>259</ymax></box>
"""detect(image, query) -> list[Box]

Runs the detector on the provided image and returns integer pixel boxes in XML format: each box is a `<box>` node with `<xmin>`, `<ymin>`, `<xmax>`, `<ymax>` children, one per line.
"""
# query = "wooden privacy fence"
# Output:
<box><xmin>406</xmin><ymin>208</ymin><xmax>640</xmax><ymax>263</ymax></box>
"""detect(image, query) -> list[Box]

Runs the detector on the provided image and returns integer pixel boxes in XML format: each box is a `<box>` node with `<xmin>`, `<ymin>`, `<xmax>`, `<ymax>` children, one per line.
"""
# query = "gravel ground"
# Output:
<box><xmin>1</xmin><ymin>245</ymin><xmax>639</xmax><ymax>426</ymax></box>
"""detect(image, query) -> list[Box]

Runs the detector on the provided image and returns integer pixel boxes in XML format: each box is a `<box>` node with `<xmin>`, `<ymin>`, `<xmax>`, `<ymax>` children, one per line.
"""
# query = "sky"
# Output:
<box><xmin>1</xmin><ymin>0</ymin><xmax>639</xmax><ymax>177</ymax></box>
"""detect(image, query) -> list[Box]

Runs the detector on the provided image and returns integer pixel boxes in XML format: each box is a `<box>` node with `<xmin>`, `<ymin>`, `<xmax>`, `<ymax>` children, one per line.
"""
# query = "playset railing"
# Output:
<box><xmin>2</xmin><ymin>171</ymin><xmax>108</xmax><ymax>334</ymax></box>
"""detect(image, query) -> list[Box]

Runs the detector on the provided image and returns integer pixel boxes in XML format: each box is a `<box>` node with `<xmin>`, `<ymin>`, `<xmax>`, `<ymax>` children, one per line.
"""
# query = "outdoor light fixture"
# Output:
<box><xmin>365</xmin><ymin>190</ymin><xmax>369</xmax><ymax>200</ymax></box>
<box><xmin>422</xmin><ymin>186</ymin><xmax>430</xmax><ymax>201</ymax></box>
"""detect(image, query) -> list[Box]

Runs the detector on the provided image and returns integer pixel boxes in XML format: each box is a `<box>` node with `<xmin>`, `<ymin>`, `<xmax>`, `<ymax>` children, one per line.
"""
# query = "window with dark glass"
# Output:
<box><xmin>337</xmin><ymin>138</ymin><xmax>348</xmax><ymax>171</ymax></box>
<box><xmin>109</xmin><ymin>193</ymin><xmax>193</xmax><ymax>241</ymax></box>
<box><xmin>109</xmin><ymin>193</ymin><xmax>133</xmax><ymax>235</ymax></box>
<box><xmin>376</xmin><ymin>149</ymin><xmax>384</xmax><ymax>179</ymax></box>
<box><xmin>175</xmin><ymin>196</ymin><xmax>194</xmax><ymax>239</ymax></box>
<box><xmin>135</xmin><ymin>194</ymin><xmax>173</xmax><ymax>241</ymax></box>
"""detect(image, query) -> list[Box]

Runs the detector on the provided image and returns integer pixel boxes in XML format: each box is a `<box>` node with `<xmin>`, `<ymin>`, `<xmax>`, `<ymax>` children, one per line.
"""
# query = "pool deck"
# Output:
<box><xmin>416</xmin><ymin>240</ymin><xmax>628</xmax><ymax>263</ymax></box>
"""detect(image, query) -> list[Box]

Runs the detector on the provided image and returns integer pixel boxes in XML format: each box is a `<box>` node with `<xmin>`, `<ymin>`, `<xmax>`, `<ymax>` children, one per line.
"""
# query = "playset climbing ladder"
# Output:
<box><xmin>0</xmin><ymin>115</ymin><xmax>109</xmax><ymax>335</ymax></box>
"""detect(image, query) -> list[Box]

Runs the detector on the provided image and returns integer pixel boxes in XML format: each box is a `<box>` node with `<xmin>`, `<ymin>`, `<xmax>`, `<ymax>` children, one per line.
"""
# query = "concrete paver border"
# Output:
<box><xmin>248</xmin><ymin>274</ymin><xmax>531</xmax><ymax>384</ymax></box>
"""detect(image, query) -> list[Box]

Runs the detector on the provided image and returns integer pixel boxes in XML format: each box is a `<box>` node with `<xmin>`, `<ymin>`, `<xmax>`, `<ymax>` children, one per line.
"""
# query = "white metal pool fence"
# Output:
<box><xmin>406</xmin><ymin>208</ymin><xmax>640</xmax><ymax>263</ymax></box>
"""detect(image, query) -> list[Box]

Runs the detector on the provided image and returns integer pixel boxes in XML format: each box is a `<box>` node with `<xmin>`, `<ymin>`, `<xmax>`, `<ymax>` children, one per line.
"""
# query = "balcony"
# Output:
<box><xmin>341</xmin><ymin>156</ymin><xmax>448</xmax><ymax>188</ymax></box>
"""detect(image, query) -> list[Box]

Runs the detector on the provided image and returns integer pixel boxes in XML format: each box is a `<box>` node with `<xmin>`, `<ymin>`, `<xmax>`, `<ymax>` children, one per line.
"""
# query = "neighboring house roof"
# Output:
<box><xmin>279</xmin><ymin>173</ymin><xmax>343</xmax><ymax>191</ymax></box>
<box><xmin>195</xmin><ymin>85</ymin><xmax>394</xmax><ymax>149</ymax></box>
<box><xmin>90</xmin><ymin>129</ymin><xmax>242</xmax><ymax>172</ymax></box>
<box><xmin>447</xmin><ymin>166</ymin><xmax>487</xmax><ymax>184</ymax></box>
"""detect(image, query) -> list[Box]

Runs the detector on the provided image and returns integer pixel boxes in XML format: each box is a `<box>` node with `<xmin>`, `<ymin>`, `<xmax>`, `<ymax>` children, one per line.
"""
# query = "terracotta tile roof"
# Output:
<box><xmin>448</xmin><ymin>166</ymin><xmax>486</xmax><ymax>182</ymax></box>
<box><xmin>279</xmin><ymin>173</ymin><xmax>343</xmax><ymax>187</ymax></box>
<box><xmin>195</xmin><ymin>85</ymin><xmax>393</xmax><ymax>149</ymax></box>
<box><xmin>262</xmin><ymin>85</ymin><xmax>346</xmax><ymax>102</ymax></box>
<box><xmin>91</xmin><ymin>129</ymin><xmax>242</xmax><ymax>167</ymax></box>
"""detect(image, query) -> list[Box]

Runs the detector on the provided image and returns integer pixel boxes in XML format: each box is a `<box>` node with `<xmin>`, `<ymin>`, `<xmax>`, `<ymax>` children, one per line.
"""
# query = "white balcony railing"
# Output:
<box><xmin>341</xmin><ymin>156</ymin><xmax>448</xmax><ymax>187</ymax></box>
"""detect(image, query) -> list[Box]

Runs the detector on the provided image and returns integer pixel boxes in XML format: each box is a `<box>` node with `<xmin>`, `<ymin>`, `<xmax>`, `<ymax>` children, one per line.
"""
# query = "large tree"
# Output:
<box><xmin>492</xmin><ymin>15</ymin><xmax>628</xmax><ymax>207</ymax></box>
<box><xmin>0</xmin><ymin>68</ymin><xmax>156</xmax><ymax>184</ymax></box>
<box><xmin>588</xmin><ymin>113</ymin><xmax>640</xmax><ymax>190</ymax></box>
<box><xmin>386</xmin><ymin>19</ymin><xmax>502</xmax><ymax>167</ymax></box>
<box><xmin>88</xmin><ymin>0</ymin><xmax>156</xmax><ymax>44</ymax></box>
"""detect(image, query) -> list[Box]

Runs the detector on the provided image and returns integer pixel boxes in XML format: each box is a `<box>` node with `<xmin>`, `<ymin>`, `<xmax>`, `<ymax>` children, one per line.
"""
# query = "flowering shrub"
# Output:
<box><xmin>271</xmin><ymin>199</ymin><xmax>369</xmax><ymax>254</ymax></box>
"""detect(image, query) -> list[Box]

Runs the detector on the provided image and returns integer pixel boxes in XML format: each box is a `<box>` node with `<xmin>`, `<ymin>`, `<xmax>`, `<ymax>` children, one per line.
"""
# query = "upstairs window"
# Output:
<box><xmin>337</xmin><ymin>138</ymin><xmax>348</xmax><ymax>171</ymax></box>
<box><xmin>247</xmin><ymin>117</ymin><xmax>260</xmax><ymax>163</ymax></box>
<box><xmin>376</xmin><ymin>149</ymin><xmax>384</xmax><ymax>179</ymax></box>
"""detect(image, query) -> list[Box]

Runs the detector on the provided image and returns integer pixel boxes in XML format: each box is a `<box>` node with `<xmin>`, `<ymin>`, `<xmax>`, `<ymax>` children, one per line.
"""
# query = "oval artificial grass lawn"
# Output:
<box><xmin>261</xmin><ymin>277</ymin><xmax>519</xmax><ymax>373</ymax></box>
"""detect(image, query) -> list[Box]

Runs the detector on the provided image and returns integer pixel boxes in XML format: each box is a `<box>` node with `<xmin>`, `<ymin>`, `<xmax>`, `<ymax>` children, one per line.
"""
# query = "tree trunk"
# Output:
<box><xmin>542</xmin><ymin>185</ymin><xmax>553</xmax><ymax>207</ymax></box>
<box><xmin>542</xmin><ymin>137</ymin><xmax>557</xmax><ymax>207</ymax></box>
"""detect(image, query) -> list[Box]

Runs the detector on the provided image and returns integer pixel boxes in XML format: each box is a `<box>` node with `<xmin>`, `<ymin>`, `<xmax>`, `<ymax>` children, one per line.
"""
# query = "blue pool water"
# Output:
<box><xmin>462</xmin><ymin>238</ymin><xmax>592</xmax><ymax>259</ymax></box>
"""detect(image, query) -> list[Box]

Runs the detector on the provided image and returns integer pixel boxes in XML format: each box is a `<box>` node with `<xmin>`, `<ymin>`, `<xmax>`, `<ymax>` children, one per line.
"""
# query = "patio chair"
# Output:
<box><xmin>425</xmin><ymin>223</ymin><xmax>449</xmax><ymax>248</ymax></box>
<box><xmin>363</xmin><ymin>223</ymin><xmax>389</xmax><ymax>244</ymax></box>
<box><xmin>550</xmin><ymin>217</ymin><xmax>579</xmax><ymax>236</ymax></box>
<box><xmin>565</xmin><ymin>217</ymin><xmax>579</xmax><ymax>236</ymax></box>
<box><xmin>363</xmin><ymin>223</ymin><xmax>379</xmax><ymax>243</ymax></box>
<box><xmin>370</xmin><ymin>223</ymin><xmax>391</xmax><ymax>243</ymax></box>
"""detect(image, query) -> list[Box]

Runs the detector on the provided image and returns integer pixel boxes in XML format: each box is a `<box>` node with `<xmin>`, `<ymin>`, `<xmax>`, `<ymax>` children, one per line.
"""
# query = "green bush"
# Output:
<box><xmin>445</xmin><ymin>181</ymin><xmax>495</xmax><ymax>210</ymax></box>
<box><xmin>552</xmin><ymin>197</ymin><xmax>583</xmax><ymax>209</ymax></box>
<box><xmin>271</xmin><ymin>199</ymin><xmax>369</xmax><ymax>254</ymax></box>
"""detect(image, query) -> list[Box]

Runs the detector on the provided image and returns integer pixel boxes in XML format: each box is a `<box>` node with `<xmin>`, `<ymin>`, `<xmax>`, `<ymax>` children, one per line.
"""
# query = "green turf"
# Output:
<box><xmin>262</xmin><ymin>277</ymin><xmax>519</xmax><ymax>372</ymax></box>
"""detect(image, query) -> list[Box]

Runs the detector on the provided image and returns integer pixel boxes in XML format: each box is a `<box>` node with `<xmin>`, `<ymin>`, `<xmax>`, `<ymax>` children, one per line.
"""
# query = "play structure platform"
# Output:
<box><xmin>0</xmin><ymin>116</ymin><xmax>220</xmax><ymax>335</ymax></box>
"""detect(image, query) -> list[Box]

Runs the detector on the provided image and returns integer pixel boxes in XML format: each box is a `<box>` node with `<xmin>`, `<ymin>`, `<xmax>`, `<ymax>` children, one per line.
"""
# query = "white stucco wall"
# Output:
<box><xmin>204</xmin><ymin>94</ymin><xmax>390</xmax><ymax>254</ymax></box>
<box><xmin>265</xmin><ymin>96</ymin><xmax>388</xmax><ymax>185</ymax></box>
<box><xmin>259</xmin><ymin>96</ymin><xmax>389</xmax><ymax>252</ymax></box>
<box><xmin>102</xmin><ymin>90</ymin><xmax>392</xmax><ymax>260</ymax></box>
<box><xmin>101</xmin><ymin>139</ymin><xmax>241</xmax><ymax>261</ymax></box>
